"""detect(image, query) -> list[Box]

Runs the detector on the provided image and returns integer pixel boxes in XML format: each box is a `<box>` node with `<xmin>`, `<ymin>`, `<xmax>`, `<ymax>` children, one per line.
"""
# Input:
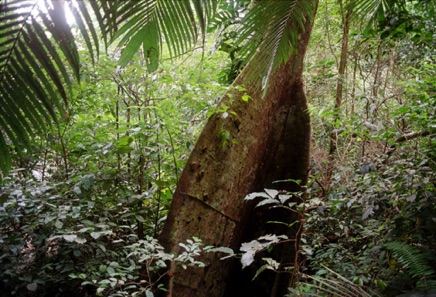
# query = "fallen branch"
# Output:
<box><xmin>386</xmin><ymin>130</ymin><xmax>433</xmax><ymax>156</ymax></box>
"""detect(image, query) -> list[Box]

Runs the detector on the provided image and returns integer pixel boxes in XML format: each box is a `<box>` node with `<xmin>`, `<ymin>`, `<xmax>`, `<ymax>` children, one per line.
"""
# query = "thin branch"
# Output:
<box><xmin>386</xmin><ymin>130</ymin><xmax>433</xmax><ymax>156</ymax></box>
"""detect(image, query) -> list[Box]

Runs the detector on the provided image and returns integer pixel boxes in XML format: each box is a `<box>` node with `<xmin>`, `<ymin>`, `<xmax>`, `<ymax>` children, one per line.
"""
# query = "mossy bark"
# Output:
<box><xmin>159</xmin><ymin>5</ymin><xmax>317</xmax><ymax>297</ymax></box>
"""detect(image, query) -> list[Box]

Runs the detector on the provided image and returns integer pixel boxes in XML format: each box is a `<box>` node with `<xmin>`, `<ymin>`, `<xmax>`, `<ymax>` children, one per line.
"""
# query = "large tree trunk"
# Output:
<box><xmin>159</xmin><ymin>5</ymin><xmax>317</xmax><ymax>297</ymax></box>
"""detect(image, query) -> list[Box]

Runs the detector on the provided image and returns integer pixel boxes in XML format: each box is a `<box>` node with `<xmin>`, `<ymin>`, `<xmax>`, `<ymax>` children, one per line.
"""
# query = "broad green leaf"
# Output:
<box><xmin>119</xmin><ymin>26</ymin><xmax>149</xmax><ymax>67</ymax></box>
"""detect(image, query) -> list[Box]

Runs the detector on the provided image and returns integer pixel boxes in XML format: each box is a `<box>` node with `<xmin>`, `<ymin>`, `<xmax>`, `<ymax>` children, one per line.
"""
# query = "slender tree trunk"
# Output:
<box><xmin>159</xmin><ymin>4</ymin><xmax>317</xmax><ymax>297</ymax></box>
<box><xmin>325</xmin><ymin>3</ymin><xmax>352</xmax><ymax>191</ymax></box>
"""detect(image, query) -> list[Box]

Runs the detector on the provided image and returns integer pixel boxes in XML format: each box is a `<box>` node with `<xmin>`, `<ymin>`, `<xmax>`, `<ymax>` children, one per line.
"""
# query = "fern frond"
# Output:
<box><xmin>385</xmin><ymin>242</ymin><xmax>435</xmax><ymax>280</ymax></box>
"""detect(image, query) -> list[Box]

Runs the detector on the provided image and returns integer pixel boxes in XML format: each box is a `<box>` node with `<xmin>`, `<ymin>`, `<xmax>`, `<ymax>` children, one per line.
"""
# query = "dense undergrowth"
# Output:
<box><xmin>1</xmin><ymin>1</ymin><xmax>435</xmax><ymax>296</ymax></box>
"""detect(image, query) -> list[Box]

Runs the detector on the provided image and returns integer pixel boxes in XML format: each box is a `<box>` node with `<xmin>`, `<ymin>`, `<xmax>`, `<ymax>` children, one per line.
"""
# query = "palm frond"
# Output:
<box><xmin>1</xmin><ymin>0</ymin><xmax>64</xmax><ymax>177</ymax></box>
<box><xmin>349</xmin><ymin>0</ymin><xmax>407</xmax><ymax>30</ymax></box>
<box><xmin>111</xmin><ymin>0</ymin><xmax>222</xmax><ymax>70</ymax></box>
<box><xmin>235</xmin><ymin>0</ymin><xmax>317</xmax><ymax>91</ymax></box>
<box><xmin>0</xmin><ymin>0</ymin><xmax>105</xmax><ymax>180</ymax></box>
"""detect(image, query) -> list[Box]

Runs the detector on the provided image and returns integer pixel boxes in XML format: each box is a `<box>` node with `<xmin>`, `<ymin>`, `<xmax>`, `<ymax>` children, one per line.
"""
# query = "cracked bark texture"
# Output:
<box><xmin>159</xmin><ymin>4</ymin><xmax>317</xmax><ymax>296</ymax></box>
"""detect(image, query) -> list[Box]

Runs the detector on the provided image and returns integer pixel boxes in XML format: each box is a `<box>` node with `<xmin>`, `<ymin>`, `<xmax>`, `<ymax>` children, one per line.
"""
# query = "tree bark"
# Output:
<box><xmin>159</xmin><ymin>4</ymin><xmax>317</xmax><ymax>297</ymax></box>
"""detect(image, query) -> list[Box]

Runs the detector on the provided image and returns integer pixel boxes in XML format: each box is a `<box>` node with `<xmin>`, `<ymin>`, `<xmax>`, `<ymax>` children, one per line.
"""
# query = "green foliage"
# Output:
<box><xmin>0</xmin><ymin>0</ymin><xmax>435</xmax><ymax>296</ymax></box>
<box><xmin>234</xmin><ymin>0</ymin><xmax>316</xmax><ymax>90</ymax></box>
<box><xmin>0</xmin><ymin>0</ymin><xmax>328</xmax><ymax>179</ymax></box>
<box><xmin>274</xmin><ymin>1</ymin><xmax>436</xmax><ymax>295</ymax></box>
<box><xmin>0</xmin><ymin>0</ymin><xmax>72</xmax><ymax>177</ymax></box>
<box><xmin>112</xmin><ymin>1</ymin><xmax>220</xmax><ymax>69</ymax></box>
<box><xmin>384</xmin><ymin>242</ymin><xmax>436</xmax><ymax>290</ymax></box>
<box><xmin>0</xmin><ymin>176</ymin><xmax>215</xmax><ymax>296</ymax></box>
<box><xmin>209</xmin><ymin>2</ymin><xmax>248</xmax><ymax>84</ymax></box>
<box><xmin>0</xmin><ymin>24</ymin><xmax>226</xmax><ymax>295</ymax></box>
<box><xmin>0</xmin><ymin>0</ymin><xmax>125</xmax><ymax>179</ymax></box>
<box><xmin>0</xmin><ymin>0</ymin><xmax>320</xmax><ymax>179</ymax></box>
<box><xmin>0</xmin><ymin>0</ymin><xmax>222</xmax><ymax>180</ymax></box>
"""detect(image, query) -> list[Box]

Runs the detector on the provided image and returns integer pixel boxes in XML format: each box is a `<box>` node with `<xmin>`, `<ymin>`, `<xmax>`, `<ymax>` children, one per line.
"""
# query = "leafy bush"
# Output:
<box><xmin>0</xmin><ymin>175</ymin><xmax>216</xmax><ymax>296</ymax></box>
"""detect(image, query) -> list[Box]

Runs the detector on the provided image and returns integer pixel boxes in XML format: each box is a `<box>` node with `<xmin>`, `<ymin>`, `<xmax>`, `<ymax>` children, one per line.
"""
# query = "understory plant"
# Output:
<box><xmin>235</xmin><ymin>128</ymin><xmax>435</xmax><ymax>296</ymax></box>
<box><xmin>0</xmin><ymin>173</ymin><xmax>218</xmax><ymax>296</ymax></box>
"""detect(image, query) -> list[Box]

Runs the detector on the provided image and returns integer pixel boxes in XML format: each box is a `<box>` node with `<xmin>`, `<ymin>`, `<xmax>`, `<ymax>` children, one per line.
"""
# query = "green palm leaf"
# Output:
<box><xmin>234</xmin><ymin>0</ymin><xmax>317</xmax><ymax>91</ymax></box>
<box><xmin>112</xmin><ymin>0</ymin><xmax>221</xmax><ymax>70</ymax></box>
<box><xmin>0</xmin><ymin>0</ymin><xmax>105</xmax><ymax>180</ymax></box>
<box><xmin>1</xmin><ymin>0</ymin><xmax>66</xmax><ymax>177</ymax></box>
<box><xmin>349</xmin><ymin>0</ymin><xmax>407</xmax><ymax>30</ymax></box>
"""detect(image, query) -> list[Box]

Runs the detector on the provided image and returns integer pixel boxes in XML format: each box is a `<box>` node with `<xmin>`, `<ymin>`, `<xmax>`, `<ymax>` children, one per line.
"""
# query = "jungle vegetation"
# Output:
<box><xmin>0</xmin><ymin>0</ymin><xmax>435</xmax><ymax>296</ymax></box>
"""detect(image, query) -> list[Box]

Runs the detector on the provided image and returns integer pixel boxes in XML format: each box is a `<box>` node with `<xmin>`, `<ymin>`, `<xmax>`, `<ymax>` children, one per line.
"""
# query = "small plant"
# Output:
<box><xmin>384</xmin><ymin>242</ymin><xmax>436</xmax><ymax>291</ymax></box>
